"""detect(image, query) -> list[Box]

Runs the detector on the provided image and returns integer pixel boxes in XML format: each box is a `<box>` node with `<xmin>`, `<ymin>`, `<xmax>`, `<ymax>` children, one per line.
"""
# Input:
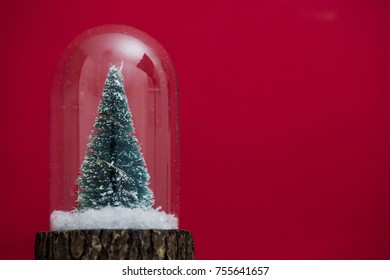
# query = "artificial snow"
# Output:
<box><xmin>51</xmin><ymin>206</ymin><xmax>178</xmax><ymax>230</ymax></box>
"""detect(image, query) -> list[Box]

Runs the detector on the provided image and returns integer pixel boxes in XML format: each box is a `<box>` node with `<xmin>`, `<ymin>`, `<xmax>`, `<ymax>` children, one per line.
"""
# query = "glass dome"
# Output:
<box><xmin>49</xmin><ymin>25</ymin><xmax>180</xmax><ymax>230</ymax></box>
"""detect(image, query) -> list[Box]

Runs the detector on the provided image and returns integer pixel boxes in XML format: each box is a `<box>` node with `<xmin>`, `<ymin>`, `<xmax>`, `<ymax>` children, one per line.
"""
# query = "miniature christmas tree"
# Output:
<box><xmin>77</xmin><ymin>64</ymin><xmax>154</xmax><ymax>210</ymax></box>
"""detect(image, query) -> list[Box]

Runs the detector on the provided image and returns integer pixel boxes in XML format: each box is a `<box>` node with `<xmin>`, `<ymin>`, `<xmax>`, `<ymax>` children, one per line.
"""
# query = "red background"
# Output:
<box><xmin>0</xmin><ymin>0</ymin><xmax>389</xmax><ymax>259</ymax></box>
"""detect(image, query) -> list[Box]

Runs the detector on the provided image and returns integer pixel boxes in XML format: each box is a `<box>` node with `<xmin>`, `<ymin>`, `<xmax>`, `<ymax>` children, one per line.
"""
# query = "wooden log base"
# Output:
<box><xmin>35</xmin><ymin>229</ymin><xmax>194</xmax><ymax>260</ymax></box>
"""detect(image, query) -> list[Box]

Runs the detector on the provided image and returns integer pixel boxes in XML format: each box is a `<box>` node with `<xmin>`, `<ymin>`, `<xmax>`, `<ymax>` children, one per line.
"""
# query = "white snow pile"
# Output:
<box><xmin>50</xmin><ymin>206</ymin><xmax>178</xmax><ymax>230</ymax></box>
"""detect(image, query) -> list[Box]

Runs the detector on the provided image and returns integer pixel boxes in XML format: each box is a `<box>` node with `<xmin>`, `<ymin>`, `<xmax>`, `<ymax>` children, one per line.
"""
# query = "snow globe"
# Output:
<box><xmin>35</xmin><ymin>25</ymin><xmax>194</xmax><ymax>260</ymax></box>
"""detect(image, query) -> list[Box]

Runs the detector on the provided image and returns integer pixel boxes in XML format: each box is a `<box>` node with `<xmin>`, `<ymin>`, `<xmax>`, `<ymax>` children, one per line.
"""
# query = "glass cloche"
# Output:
<box><xmin>49</xmin><ymin>25</ymin><xmax>180</xmax><ymax>230</ymax></box>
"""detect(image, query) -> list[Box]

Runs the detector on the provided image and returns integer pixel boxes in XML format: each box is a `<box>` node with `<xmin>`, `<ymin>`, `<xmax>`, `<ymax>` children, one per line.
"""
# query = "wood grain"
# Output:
<box><xmin>35</xmin><ymin>229</ymin><xmax>194</xmax><ymax>260</ymax></box>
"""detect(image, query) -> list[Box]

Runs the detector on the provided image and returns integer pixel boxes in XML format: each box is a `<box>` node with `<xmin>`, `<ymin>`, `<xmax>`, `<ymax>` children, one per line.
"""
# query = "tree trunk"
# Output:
<box><xmin>35</xmin><ymin>229</ymin><xmax>194</xmax><ymax>260</ymax></box>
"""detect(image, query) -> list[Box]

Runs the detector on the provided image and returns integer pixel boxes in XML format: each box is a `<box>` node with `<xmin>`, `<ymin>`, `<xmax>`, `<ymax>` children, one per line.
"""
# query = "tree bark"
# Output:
<box><xmin>35</xmin><ymin>229</ymin><xmax>194</xmax><ymax>260</ymax></box>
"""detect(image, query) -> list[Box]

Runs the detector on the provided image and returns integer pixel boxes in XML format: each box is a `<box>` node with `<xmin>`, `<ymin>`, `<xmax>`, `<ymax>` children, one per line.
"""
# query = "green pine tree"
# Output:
<box><xmin>77</xmin><ymin>64</ymin><xmax>154</xmax><ymax>210</ymax></box>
